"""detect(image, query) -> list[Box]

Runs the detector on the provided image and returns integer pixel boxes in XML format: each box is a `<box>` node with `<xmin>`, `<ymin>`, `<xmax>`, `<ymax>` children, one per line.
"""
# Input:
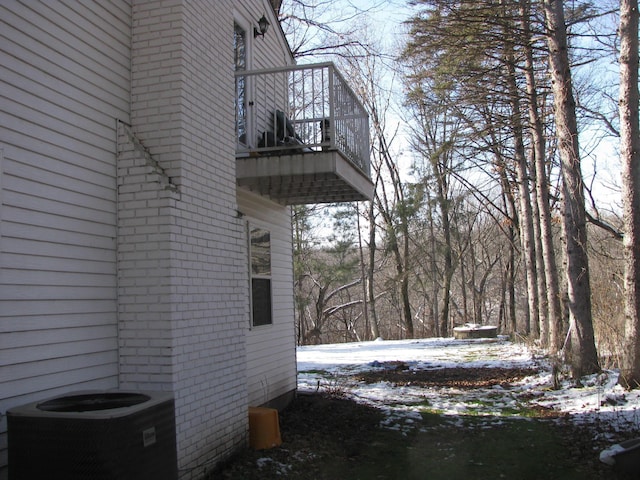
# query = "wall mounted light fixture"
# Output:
<box><xmin>254</xmin><ymin>15</ymin><xmax>270</xmax><ymax>38</ymax></box>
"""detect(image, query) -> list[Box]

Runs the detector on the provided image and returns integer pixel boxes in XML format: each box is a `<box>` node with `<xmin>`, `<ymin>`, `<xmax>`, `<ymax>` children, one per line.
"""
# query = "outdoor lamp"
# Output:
<box><xmin>254</xmin><ymin>15</ymin><xmax>270</xmax><ymax>38</ymax></box>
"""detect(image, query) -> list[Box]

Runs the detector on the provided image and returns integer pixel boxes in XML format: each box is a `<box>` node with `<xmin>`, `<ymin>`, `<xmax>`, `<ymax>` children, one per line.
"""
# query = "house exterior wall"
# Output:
<box><xmin>124</xmin><ymin>1</ymin><xmax>249</xmax><ymax>476</ymax></box>
<box><xmin>235</xmin><ymin>0</ymin><xmax>297</xmax><ymax>411</ymax></box>
<box><xmin>234</xmin><ymin>0</ymin><xmax>294</xmax><ymax>151</ymax></box>
<box><xmin>1</xmin><ymin>1</ymin><xmax>297</xmax><ymax>478</ymax></box>
<box><xmin>238</xmin><ymin>190</ymin><xmax>297</xmax><ymax>409</ymax></box>
<box><xmin>0</xmin><ymin>2</ymin><xmax>130</xmax><ymax>477</ymax></box>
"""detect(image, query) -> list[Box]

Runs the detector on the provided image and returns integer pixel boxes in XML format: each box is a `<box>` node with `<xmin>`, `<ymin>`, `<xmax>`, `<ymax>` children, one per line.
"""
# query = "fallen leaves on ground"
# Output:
<box><xmin>354</xmin><ymin>365</ymin><xmax>540</xmax><ymax>389</ymax></box>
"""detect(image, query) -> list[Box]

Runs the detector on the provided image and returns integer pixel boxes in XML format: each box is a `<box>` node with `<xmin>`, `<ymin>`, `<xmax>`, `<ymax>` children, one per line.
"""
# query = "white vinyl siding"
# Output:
<box><xmin>235</xmin><ymin>0</ymin><xmax>292</xmax><ymax>71</ymax></box>
<box><xmin>0</xmin><ymin>2</ymin><xmax>130</xmax><ymax>476</ymax></box>
<box><xmin>239</xmin><ymin>190</ymin><xmax>297</xmax><ymax>407</ymax></box>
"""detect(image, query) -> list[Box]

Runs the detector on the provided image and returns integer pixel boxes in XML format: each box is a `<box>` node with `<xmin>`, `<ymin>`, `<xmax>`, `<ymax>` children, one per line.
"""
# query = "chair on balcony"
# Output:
<box><xmin>320</xmin><ymin>118</ymin><xmax>331</xmax><ymax>151</ymax></box>
<box><xmin>258</xmin><ymin>110</ymin><xmax>308</xmax><ymax>154</ymax></box>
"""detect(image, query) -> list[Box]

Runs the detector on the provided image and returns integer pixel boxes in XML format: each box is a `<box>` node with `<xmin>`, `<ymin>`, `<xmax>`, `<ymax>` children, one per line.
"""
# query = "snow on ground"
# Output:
<box><xmin>297</xmin><ymin>336</ymin><xmax>640</xmax><ymax>440</ymax></box>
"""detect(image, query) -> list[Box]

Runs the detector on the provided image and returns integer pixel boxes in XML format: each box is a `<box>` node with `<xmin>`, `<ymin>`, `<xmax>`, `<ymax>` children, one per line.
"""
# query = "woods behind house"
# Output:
<box><xmin>283</xmin><ymin>0</ymin><xmax>640</xmax><ymax>384</ymax></box>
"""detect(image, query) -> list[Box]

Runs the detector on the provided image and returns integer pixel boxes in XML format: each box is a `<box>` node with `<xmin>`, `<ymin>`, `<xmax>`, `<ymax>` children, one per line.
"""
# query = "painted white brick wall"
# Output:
<box><xmin>123</xmin><ymin>1</ymin><xmax>249</xmax><ymax>478</ymax></box>
<box><xmin>117</xmin><ymin>120</ymin><xmax>177</xmax><ymax>389</ymax></box>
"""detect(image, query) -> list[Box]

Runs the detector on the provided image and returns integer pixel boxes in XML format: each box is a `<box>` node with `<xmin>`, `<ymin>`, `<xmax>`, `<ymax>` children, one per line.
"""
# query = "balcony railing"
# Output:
<box><xmin>235</xmin><ymin>62</ymin><xmax>371</xmax><ymax>179</ymax></box>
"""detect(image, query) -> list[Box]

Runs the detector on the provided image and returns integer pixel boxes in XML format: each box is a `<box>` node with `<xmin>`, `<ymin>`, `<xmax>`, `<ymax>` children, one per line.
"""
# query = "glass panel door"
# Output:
<box><xmin>234</xmin><ymin>23</ymin><xmax>247</xmax><ymax>146</ymax></box>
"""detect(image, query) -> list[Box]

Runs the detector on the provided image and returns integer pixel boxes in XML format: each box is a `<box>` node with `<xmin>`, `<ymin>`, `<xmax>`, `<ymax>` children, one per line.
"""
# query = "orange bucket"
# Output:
<box><xmin>248</xmin><ymin>407</ymin><xmax>282</xmax><ymax>450</ymax></box>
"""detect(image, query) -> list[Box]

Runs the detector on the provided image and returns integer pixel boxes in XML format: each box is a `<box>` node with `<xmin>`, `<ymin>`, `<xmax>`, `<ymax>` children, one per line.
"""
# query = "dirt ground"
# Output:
<box><xmin>355</xmin><ymin>365</ymin><xmax>542</xmax><ymax>389</ymax></box>
<box><xmin>213</xmin><ymin>368</ymin><xmax>636</xmax><ymax>480</ymax></box>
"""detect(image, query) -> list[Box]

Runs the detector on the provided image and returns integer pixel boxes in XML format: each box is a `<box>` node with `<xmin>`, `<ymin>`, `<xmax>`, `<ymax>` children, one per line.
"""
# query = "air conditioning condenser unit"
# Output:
<box><xmin>7</xmin><ymin>390</ymin><xmax>178</xmax><ymax>480</ymax></box>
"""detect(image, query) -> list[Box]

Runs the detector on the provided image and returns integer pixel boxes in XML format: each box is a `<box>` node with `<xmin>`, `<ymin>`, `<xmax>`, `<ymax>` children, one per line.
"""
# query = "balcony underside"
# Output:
<box><xmin>237</xmin><ymin>150</ymin><xmax>374</xmax><ymax>205</ymax></box>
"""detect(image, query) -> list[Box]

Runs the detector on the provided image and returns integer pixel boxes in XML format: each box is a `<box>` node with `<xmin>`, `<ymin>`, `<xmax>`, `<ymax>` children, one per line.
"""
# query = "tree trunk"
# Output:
<box><xmin>505</xmin><ymin>35</ymin><xmax>538</xmax><ymax>337</ymax></box>
<box><xmin>618</xmin><ymin>0</ymin><xmax>640</xmax><ymax>389</ymax></box>
<box><xmin>356</xmin><ymin>203</ymin><xmax>372</xmax><ymax>340</ymax></box>
<box><xmin>543</xmin><ymin>0</ymin><xmax>599</xmax><ymax>377</ymax></box>
<box><xmin>438</xmin><ymin>186</ymin><xmax>454</xmax><ymax>338</ymax></box>
<box><xmin>497</xmin><ymin>152</ymin><xmax>518</xmax><ymax>334</ymax></box>
<box><xmin>367</xmin><ymin>199</ymin><xmax>380</xmax><ymax>340</ymax></box>
<box><xmin>377</xmin><ymin>162</ymin><xmax>414</xmax><ymax>339</ymax></box>
<box><xmin>531</xmin><ymin>166</ymin><xmax>549</xmax><ymax>342</ymax></box>
<box><xmin>400</xmin><ymin>267</ymin><xmax>414</xmax><ymax>338</ymax></box>
<box><xmin>426</xmin><ymin>190</ymin><xmax>441</xmax><ymax>336</ymax></box>
<box><xmin>459</xmin><ymin>242</ymin><xmax>470</xmax><ymax>323</ymax></box>
<box><xmin>292</xmin><ymin>205</ymin><xmax>308</xmax><ymax>345</ymax></box>
<box><xmin>521</xmin><ymin>0</ymin><xmax>563</xmax><ymax>351</ymax></box>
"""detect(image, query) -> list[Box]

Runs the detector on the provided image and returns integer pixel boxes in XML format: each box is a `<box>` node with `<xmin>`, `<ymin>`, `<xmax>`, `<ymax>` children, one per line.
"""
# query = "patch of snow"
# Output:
<box><xmin>297</xmin><ymin>336</ymin><xmax>640</xmax><ymax>440</ymax></box>
<box><xmin>599</xmin><ymin>444</ymin><xmax>626</xmax><ymax>465</ymax></box>
<box><xmin>256</xmin><ymin>457</ymin><xmax>292</xmax><ymax>475</ymax></box>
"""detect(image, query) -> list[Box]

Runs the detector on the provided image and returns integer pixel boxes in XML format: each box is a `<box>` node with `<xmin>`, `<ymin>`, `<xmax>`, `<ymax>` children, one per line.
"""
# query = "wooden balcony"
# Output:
<box><xmin>235</xmin><ymin>63</ymin><xmax>373</xmax><ymax>205</ymax></box>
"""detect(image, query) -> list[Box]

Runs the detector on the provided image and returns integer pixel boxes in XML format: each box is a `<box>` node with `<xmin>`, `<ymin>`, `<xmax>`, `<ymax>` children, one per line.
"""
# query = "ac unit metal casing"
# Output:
<box><xmin>7</xmin><ymin>390</ymin><xmax>178</xmax><ymax>480</ymax></box>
